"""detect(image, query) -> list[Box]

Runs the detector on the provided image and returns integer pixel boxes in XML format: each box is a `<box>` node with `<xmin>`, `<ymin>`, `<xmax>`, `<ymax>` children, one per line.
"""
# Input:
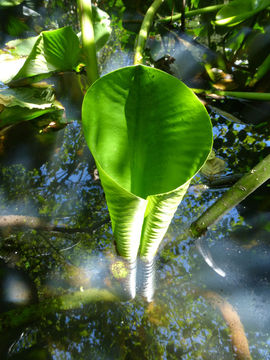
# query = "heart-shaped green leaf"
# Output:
<box><xmin>215</xmin><ymin>0</ymin><xmax>270</xmax><ymax>27</ymax></box>
<box><xmin>82</xmin><ymin>65</ymin><xmax>212</xmax><ymax>261</ymax></box>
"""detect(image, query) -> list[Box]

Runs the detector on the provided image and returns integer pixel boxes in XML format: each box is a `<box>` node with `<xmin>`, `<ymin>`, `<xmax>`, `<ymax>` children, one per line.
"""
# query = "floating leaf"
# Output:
<box><xmin>215</xmin><ymin>0</ymin><xmax>270</xmax><ymax>27</ymax></box>
<box><xmin>0</xmin><ymin>85</ymin><xmax>64</xmax><ymax>129</ymax></box>
<box><xmin>82</xmin><ymin>65</ymin><xmax>212</xmax><ymax>262</ymax></box>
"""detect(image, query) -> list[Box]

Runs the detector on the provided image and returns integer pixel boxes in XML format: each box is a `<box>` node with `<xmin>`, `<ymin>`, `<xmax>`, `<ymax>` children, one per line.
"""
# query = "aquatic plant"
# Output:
<box><xmin>80</xmin><ymin>0</ymin><xmax>212</xmax><ymax>263</ymax></box>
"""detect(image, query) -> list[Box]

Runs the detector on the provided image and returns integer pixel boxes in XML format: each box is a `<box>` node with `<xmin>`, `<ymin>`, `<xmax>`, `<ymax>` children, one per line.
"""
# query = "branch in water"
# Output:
<box><xmin>190</xmin><ymin>153</ymin><xmax>270</xmax><ymax>237</ymax></box>
<box><xmin>0</xmin><ymin>215</ymin><xmax>110</xmax><ymax>234</ymax></box>
<box><xmin>201</xmin><ymin>290</ymin><xmax>252</xmax><ymax>360</ymax></box>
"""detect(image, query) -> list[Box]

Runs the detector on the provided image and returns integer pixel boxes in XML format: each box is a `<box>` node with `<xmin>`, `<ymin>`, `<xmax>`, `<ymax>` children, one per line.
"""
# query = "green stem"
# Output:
<box><xmin>193</xmin><ymin>88</ymin><xmax>270</xmax><ymax>101</ymax></box>
<box><xmin>134</xmin><ymin>0</ymin><xmax>164</xmax><ymax>65</ymax></box>
<box><xmin>158</xmin><ymin>4</ymin><xmax>224</xmax><ymax>22</ymax></box>
<box><xmin>0</xmin><ymin>288</ymin><xmax>118</xmax><ymax>332</ymax></box>
<box><xmin>78</xmin><ymin>0</ymin><xmax>99</xmax><ymax>85</ymax></box>
<box><xmin>190</xmin><ymin>154</ymin><xmax>270</xmax><ymax>237</ymax></box>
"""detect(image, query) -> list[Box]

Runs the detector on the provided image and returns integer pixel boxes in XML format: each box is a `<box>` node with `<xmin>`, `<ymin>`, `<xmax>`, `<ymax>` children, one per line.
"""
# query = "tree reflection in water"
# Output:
<box><xmin>0</xmin><ymin>108</ymin><xmax>269</xmax><ymax>359</ymax></box>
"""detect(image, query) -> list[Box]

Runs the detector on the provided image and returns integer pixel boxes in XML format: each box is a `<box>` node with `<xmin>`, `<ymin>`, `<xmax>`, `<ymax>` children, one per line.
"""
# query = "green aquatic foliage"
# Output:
<box><xmin>0</xmin><ymin>85</ymin><xmax>64</xmax><ymax>129</ymax></box>
<box><xmin>10</xmin><ymin>27</ymin><xmax>80</xmax><ymax>85</ymax></box>
<box><xmin>92</xmin><ymin>5</ymin><xmax>111</xmax><ymax>51</ymax></box>
<box><xmin>77</xmin><ymin>4</ymin><xmax>112</xmax><ymax>52</ymax></box>
<box><xmin>6</xmin><ymin>4</ymin><xmax>111</xmax><ymax>85</ymax></box>
<box><xmin>82</xmin><ymin>65</ymin><xmax>212</xmax><ymax>261</ymax></box>
<box><xmin>215</xmin><ymin>0</ymin><xmax>270</xmax><ymax>27</ymax></box>
<box><xmin>0</xmin><ymin>0</ymin><xmax>23</xmax><ymax>7</ymax></box>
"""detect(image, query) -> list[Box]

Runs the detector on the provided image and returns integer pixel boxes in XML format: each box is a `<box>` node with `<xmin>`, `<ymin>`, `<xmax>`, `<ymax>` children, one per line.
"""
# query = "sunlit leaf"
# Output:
<box><xmin>0</xmin><ymin>54</ymin><xmax>26</xmax><ymax>83</ymax></box>
<box><xmin>0</xmin><ymin>0</ymin><xmax>24</xmax><ymax>6</ymax></box>
<box><xmin>5</xmin><ymin>36</ymin><xmax>39</xmax><ymax>56</ymax></box>
<box><xmin>82</xmin><ymin>65</ymin><xmax>212</xmax><ymax>261</ymax></box>
<box><xmin>215</xmin><ymin>0</ymin><xmax>270</xmax><ymax>26</ymax></box>
<box><xmin>10</xmin><ymin>27</ymin><xmax>80</xmax><ymax>85</ymax></box>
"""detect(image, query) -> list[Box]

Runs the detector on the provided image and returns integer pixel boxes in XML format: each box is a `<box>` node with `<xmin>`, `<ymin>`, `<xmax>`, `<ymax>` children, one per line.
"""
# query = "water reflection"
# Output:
<box><xmin>0</xmin><ymin>27</ymin><xmax>270</xmax><ymax>360</ymax></box>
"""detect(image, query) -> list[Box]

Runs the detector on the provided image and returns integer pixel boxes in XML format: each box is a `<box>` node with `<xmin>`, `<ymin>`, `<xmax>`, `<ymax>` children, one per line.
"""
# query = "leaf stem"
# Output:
<box><xmin>190</xmin><ymin>153</ymin><xmax>270</xmax><ymax>237</ymax></box>
<box><xmin>158</xmin><ymin>4</ymin><xmax>224</xmax><ymax>22</ymax></box>
<box><xmin>77</xmin><ymin>0</ymin><xmax>99</xmax><ymax>85</ymax></box>
<box><xmin>134</xmin><ymin>0</ymin><xmax>164</xmax><ymax>65</ymax></box>
<box><xmin>193</xmin><ymin>88</ymin><xmax>270</xmax><ymax>101</ymax></box>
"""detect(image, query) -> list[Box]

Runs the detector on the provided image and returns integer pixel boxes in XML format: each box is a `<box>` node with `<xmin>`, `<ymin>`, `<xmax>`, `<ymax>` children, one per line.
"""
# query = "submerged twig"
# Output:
<box><xmin>201</xmin><ymin>290</ymin><xmax>252</xmax><ymax>360</ymax></box>
<box><xmin>203</xmin><ymin>174</ymin><xmax>243</xmax><ymax>188</ymax></box>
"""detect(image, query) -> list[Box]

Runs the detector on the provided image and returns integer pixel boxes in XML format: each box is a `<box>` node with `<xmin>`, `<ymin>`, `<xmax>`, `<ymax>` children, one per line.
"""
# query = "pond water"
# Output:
<box><xmin>1</xmin><ymin>94</ymin><xmax>270</xmax><ymax>359</ymax></box>
<box><xmin>1</xmin><ymin>5</ymin><xmax>270</xmax><ymax>360</ymax></box>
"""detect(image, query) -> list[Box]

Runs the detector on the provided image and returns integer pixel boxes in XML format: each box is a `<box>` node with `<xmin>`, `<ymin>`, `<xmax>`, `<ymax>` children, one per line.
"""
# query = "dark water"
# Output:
<box><xmin>1</xmin><ymin>20</ymin><xmax>270</xmax><ymax>360</ymax></box>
